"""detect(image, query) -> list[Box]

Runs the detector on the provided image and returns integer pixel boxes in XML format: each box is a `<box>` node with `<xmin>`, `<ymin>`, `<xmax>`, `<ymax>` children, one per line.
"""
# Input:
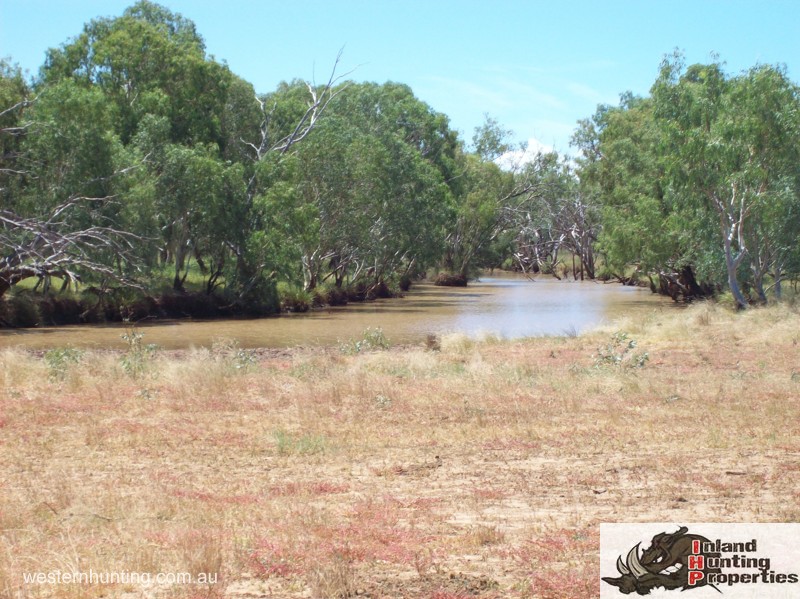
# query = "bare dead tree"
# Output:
<box><xmin>0</xmin><ymin>196</ymin><xmax>143</xmax><ymax>298</ymax></box>
<box><xmin>241</xmin><ymin>50</ymin><xmax>353</xmax><ymax>199</ymax></box>
<box><xmin>503</xmin><ymin>153</ymin><xmax>599</xmax><ymax>280</ymax></box>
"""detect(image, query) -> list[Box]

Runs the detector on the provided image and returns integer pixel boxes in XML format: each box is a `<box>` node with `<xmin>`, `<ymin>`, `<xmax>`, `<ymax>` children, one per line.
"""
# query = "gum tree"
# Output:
<box><xmin>652</xmin><ymin>56</ymin><xmax>800</xmax><ymax>307</ymax></box>
<box><xmin>0</xmin><ymin>61</ymin><xmax>150</xmax><ymax>299</ymax></box>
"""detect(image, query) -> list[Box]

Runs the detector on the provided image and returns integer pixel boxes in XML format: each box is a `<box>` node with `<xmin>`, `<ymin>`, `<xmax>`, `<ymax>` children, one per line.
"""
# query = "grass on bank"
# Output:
<box><xmin>0</xmin><ymin>302</ymin><xmax>799</xmax><ymax>598</ymax></box>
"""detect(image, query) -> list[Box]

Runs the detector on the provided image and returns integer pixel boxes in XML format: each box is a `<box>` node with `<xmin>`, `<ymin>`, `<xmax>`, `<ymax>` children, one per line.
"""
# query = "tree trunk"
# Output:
<box><xmin>773</xmin><ymin>263</ymin><xmax>783</xmax><ymax>301</ymax></box>
<box><xmin>723</xmin><ymin>237</ymin><xmax>748</xmax><ymax>309</ymax></box>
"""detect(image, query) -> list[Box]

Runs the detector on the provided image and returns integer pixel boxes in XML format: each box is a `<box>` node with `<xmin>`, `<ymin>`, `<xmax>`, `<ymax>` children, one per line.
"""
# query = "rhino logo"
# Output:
<box><xmin>603</xmin><ymin>526</ymin><xmax>721</xmax><ymax>595</ymax></box>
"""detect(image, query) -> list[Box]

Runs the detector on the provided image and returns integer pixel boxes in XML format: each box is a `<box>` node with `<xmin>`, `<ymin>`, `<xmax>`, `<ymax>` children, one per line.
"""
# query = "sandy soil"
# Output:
<box><xmin>1</xmin><ymin>302</ymin><xmax>798</xmax><ymax>598</ymax></box>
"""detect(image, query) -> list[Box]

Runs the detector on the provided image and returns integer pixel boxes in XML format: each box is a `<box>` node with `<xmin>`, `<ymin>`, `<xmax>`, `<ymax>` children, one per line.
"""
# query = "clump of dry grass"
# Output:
<box><xmin>306</xmin><ymin>555</ymin><xmax>355</xmax><ymax>599</ymax></box>
<box><xmin>1</xmin><ymin>302</ymin><xmax>799</xmax><ymax>597</ymax></box>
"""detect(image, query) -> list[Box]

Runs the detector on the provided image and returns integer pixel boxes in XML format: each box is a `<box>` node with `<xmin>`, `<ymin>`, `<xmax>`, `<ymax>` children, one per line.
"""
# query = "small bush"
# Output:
<box><xmin>324</xmin><ymin>286</ymin><xmax>349</xmax><ymax>306</ymax></box>
<box><xmin>7</xmin><ymin>291</ymin><xmax>39</xmax><ymax>327</ymax></box>
<box><xmin>277</xmin><ymin>284</ymin><xmax>313</xmax><ymax>313</ymax></box>
<box><xmin>211</xmin><ymin>338</ymin><xmax>257</xmax><ymax>373</ymax></box>
<box><xmin>37</xmin><ymin>296</ymin><xmax>84</xmax><ymax>325</ymax></box>
<box><xmin>43</xmin><ymin>347</ymin><xmax>84</xmax><ymax>381</ymax></box>
<box><xmin>399</xmin><ymin>274</ymin><xmax>412</xmax><ymax>292</ymax></box>
<box><xmin>594</xmin><ymin>332</ymin><xmax>649</xmax><ymax>369</ymax></box>
<box><xmin>434</xmin><ymin>273</ymin><xmax>467</xmax><ymax>287</ymax></box>
<box><xmin>340</xmin><ymin>327</ymin><xmax>390</xmax><ymax>354</ymax></box>
<box><xmin>158</xmin><ymin>292</ymin><xmax>221</xmax><ymax>319</ymax></box>
<box><xmin>120</xmin><ymin>323</ymin><xmax>159</xmax><ymax>378</ymax></box>
<box><xmin>424</xmin><ymin>333</ymin><xmax>441</xmax><ymax>352</ymax></box>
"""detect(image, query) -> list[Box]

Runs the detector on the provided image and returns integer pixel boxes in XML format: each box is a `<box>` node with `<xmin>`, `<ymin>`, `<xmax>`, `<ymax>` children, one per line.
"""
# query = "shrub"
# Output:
<box><xmin>277</xmin><ymin>284</ymin><xmax>313</xmax><ymax>313</ymax></box>
<box><xmin>43</xmin><ymin>347</ymin><xmax>84</xmax><ymax>381</ymax></box>
<box><xmin>7</xmin><ymin>291</ymin><xmax>39</xmax><ymax>327</ymax></box>
<box><xmin>273</xmin><ymin>429</ymin><xmax>327</xmax><ymax>456</ymax></box>
<box><xmin>211</xmin><ymin>338</ymin><xmax>257</xmax><ymax>373</ymax></box>
<box><xmin>120</xmin><ymin>322</ymin><xmax>159</xmax><ymax>378</ymax></box>
<box><xmin>593</xmin><ymin>332</ymin><xmax>649</xmax><ymax>369</ymax></box>
<box><xmin>434</xmin><ymin>273</ymin><xmax>467</xmax><ymax>287</ymax></box>
<box><xmin>340</xmin><ymin>327</ymin><xmax>390</xmax><ymax>354</ymax></box>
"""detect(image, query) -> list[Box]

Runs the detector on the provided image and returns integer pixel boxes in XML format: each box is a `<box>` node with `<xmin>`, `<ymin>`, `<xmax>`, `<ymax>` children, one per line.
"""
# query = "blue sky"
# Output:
<box><xmin>1</xmin><ymin>1</ymin><xmax>798</xmax><ymax>155</ymax></box>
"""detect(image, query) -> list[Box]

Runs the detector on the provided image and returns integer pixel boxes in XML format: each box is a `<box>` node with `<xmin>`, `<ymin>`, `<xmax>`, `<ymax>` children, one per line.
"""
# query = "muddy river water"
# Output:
<box><xmin>0</xmin><ymin>275</ymin><xmax>670</xmax><ymax>350</ymax></box>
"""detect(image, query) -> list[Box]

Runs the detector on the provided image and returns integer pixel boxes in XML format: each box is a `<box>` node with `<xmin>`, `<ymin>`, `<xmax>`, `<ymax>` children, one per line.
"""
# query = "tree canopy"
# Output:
<box><xmin>575</xmin><ymin>53</ymin><xmax>800</xmax><ymax>306</ymax></box>
<box><xmin>2</xmin><ymin>4</ymin><xmax>799</xmax><ymax>327</ymax></box>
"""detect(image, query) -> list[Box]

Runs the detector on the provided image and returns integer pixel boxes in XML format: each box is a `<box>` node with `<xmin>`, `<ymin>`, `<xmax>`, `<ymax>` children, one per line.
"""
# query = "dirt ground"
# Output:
<box><xmin>1</xmin><ymin>302</ymin><xmax>798</xmax><ymax>598</ymax></box>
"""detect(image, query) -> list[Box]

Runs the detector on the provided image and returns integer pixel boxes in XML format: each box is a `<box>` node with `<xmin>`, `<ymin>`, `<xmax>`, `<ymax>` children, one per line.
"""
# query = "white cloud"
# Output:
<box><xmin>423</xmin><ymin>76</ymin><xmax>515</xmax><ymax>110</ymax></box>
<box><xmin>495</xmin><ymin>137</ymin><xmax>555</xmax><ymax>170</ymax></box>
<box><xmin>565</xmin><ymin>81</ymin><xmax>607</xmax><ymax>104</ymax></box>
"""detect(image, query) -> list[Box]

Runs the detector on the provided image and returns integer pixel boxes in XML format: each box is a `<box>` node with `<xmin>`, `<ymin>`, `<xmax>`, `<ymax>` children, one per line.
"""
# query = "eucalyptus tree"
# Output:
<box><xmin>42</xmin><ymin>0</ymin><xmax>226</xmax><ymax>148</ymax></box>
<box><xmin>0</xmin><ymin>68</ymin><xmax>144</xmax><ymax>297</ymax></box>
<box><xmin>442</xmin><ymin>153</ymin><xmax>515</xmax><ymax>279</ymax></box>
<box><xmin>37</xmin><ymin>2</ymin><xmax>246</xmax><ymax>296</ymax></box>
<box><xmin>440</xmin><ymin>116</ymin><xmax>519</xmax><ymax>281</ymax></box>
<box><xmin>574</xmin><ymin>54</ymin><xmax>800</xmax><ymax>305</ymax></box>
<box><xmin>727</xmin><ymin>65</ymin><xmax>800</xmax><ymax>300</ymax></box>
<box><xmin>0</xmin><ymin>61</ymin><xmax>31</xmax><ymax>212</ymax></box>
<box><xmin>37</xmin><ymin>1</ymin><xmax>345</xmax><ymax>310</ymax></box>
<box><xmin>333</xmin><ymin>82</ymin><xmax>458</xmax><ymax>291</ymax></box>
<box><xmin>259</xmin><ymin>81</ymin><xmax>457</xmax><ymax>294</ymax></box>
<box><xmin>570</xmin><ymin>95</ymin><xmax>703</xmax><ymax>286</ymax></box>
<box><xmin>651</xmin><ymin>56</ymin><xmax>800</xmax><ymax>307</ymax></box>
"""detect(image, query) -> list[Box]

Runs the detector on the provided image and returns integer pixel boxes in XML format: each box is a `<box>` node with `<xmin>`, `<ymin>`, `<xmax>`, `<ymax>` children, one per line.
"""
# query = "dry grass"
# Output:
<box><xmin>1</xmin><ymin>302</ymin><xmax>799</xmax><ymax>598</ymax></box>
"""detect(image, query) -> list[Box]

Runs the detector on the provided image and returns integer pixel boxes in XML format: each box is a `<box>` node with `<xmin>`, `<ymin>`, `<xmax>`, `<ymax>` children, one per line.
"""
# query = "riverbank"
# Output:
<box><xmin>0</xmin><ymin>270</ymin><xmax>658</xmax><ymax>331</ymax></box>
<box><xmin>1</xmin><ymin>302</ymin><xmax>798</xmax><ymax>598</ymax></box>
<box><xmin>0</xmin><ymin>276</ymin><xmax>409</xmax><ymax>330</ymax></box>
<box><xmin>0</xmin><ymin>276</ymin><xmax>667</xmax><ymax>350</ymax></box>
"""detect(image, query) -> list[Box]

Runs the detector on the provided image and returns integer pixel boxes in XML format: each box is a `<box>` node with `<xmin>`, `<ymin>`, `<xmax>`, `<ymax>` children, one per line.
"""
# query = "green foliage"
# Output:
<box><xmin>273</xmin><ymin>429</ymin><xmax>327</xmax><ymax>456</ymax></box>
<box><xmin>8</xmin><ymin>2</ymin><xmax>800</xmax><ymax>318</ymax></box>
<box><xmin>339</xmin><ymin>327</ymin><xmax>390</xmax><ymax>355</ymax></box>
<box><xmin>120</xmin><ymin>322</ymin><xmax>158</xmax><ymax>378</ymax></box>
<box><xmin>43</xmin><ymin>1</ymin><xmax>226</xmax><ymax>147</ymax></box>
<box><xmin>593</xmin><ymin>332</ymin><xmax>649</xmax><ymax>370</ymax></box>
<box><xmin>0</xmin><ymin>60</ymin><xmax>29</xmax><ymax>208</ymax></box>
<box><xmin>443</xmin><ymin>152</ymin><xmax>516</xmax><ymax>277</ymax></box>
<box><xmin>277</xmin><ymin>283</ymin><xmax>314</xmax><ymax>312</ymax></box>
<box><xmin>5</xmin><ymin>292</ymin><xmax>39</xmax><ymax>327</ymax></box>
<box><xmin>472</xmin><ymin>113</ymin><xmax>513</xmax><ymax>161</ymax></box>
<box><xmin>43</xmin><ymin>348</ymin><xmax>84</xmax><ymax>381</ymax></box>
<box><xmin>255</xmin><ymin>81</ymin><xmax>459</xmax><ymax>294</ymax></box>
<box><xmin>578</xmin><ymin>52</ymin><xmax>800</xmax><ymax>304</ymax></box>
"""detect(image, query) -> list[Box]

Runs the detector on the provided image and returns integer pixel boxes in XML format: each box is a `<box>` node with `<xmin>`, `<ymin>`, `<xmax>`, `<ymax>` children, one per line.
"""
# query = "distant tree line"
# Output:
<box><xmin>1</xmin><ymin>4</ymin><xmax>798</xmax><ymax>326</ymax></box>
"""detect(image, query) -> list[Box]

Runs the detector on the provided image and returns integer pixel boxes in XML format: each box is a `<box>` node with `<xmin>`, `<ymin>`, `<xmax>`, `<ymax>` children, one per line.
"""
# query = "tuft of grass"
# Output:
<box><xmin>307</xmin><ymin>555</ymin><xmax>355</xmax><ymax>599</ymax></box>
<box><xmin>465</xmin><ymin>524</ymin><xmax>506</xmax><ymax>548</ymax></box>
<box><xmin>273</xmin><ymin>429</ymin><xmax>328</xmax><ymax>456</ymax></box>
<box><xmin>211</xmin><ymin>338</ymin><xmax>257</xmax><ymax>374</ymax></box>
<box><xmin>439</xmin><ymin>332</ymin><xmax>473</xmax><ymax>354</ymax></box>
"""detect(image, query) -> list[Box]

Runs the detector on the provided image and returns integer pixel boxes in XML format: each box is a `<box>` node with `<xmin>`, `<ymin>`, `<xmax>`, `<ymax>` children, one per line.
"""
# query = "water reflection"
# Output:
<box><xmin>0</xmin><ymin>275</ymin><xmax>669</xmax><ymax>350</ymax></box>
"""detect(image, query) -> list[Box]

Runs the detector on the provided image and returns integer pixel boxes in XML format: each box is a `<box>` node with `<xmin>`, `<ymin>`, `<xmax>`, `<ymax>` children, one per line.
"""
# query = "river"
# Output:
<box><xmin>0</xmin><ymin>275</ymin><xmax>669</xmax><ymax>350</ymax></box>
